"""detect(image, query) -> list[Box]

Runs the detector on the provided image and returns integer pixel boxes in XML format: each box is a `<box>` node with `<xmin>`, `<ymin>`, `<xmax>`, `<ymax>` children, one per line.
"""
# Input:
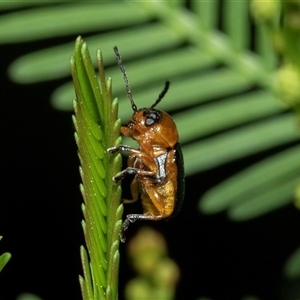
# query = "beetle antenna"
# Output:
<box><xmin>151</xmin><ymin>81</ymin><xmax>170</xmax><ymax>109</ymax></box>
<box><xmin>113</xmin><ymin>46</ymin><xmax>137</xmax><ymax>112</ymax></box>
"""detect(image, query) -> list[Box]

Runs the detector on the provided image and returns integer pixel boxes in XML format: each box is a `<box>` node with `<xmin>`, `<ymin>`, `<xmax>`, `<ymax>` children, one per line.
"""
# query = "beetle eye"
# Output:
<box><xmin>145</xmin><ymin>111</ymin><xmax>160</xmax><ymax>126</ymax></box>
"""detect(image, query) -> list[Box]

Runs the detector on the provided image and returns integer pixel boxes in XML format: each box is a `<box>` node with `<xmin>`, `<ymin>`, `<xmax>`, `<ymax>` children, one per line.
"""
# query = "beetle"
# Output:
<box><xmin>108</xmin><ymin>46</ymin><xmax>185</xmax><ymax>242</ymax></box>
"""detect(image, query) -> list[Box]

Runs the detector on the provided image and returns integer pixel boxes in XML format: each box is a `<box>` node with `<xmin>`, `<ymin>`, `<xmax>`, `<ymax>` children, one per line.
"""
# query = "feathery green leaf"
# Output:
<box><xmin>71</xmin><ymin>36</ymin><xmax>122</xmax><ymax>300</ymax></box>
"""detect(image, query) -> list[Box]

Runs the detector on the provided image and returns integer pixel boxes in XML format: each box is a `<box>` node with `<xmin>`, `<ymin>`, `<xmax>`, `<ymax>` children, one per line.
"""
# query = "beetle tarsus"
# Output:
<box><xmin>120</xmin><ymin>215</ymin><xmax>139</xmax><ymax>243</ymax></box>
<box><xmin>107</xmin><ymin>146</ymin><xmax>119</xmax><ymax>154</ymax></box>
<box><xmin>112</xmin><ymin>171</ymin><xmax>125</xmax><ymax>182</ymax></box>
<box><xmin>108</xmin><ymin>145</ymin><xmax>141</xmax><ymax>155</ymax></box>
<box><xmin>119</xmin><ymin>219</ymin><xmax>130</xmax><ymax>243</ymax></box>
<box><xmin>113</xmin><ymin>167</ymin><xmax>139</xmax><ymax>182</ymax></box>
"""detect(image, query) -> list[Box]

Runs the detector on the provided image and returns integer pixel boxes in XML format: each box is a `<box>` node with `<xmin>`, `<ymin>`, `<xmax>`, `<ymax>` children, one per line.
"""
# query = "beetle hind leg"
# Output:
<box><xmin>120</xmin><ymin>213</ymin><xmax>163</xmax><ymax>242</ymax></box>
<box><xmin>120</xmin><ymin>218</ymin><xmax>132</xmax><ymax>243</ymax></box>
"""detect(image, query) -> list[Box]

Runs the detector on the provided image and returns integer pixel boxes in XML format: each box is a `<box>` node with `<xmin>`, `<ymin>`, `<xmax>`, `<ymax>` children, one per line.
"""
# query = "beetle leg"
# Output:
<box><xmin>123</xmin><ymin>177</ymin><xmax>139</xmax><ymax>204</ymax></box>
<box><xmin>113</xmin><ymin>167</ymin><xmax>155</xmax><ymax>182</ymax></box>
<box><xmin>107</xmin><ymin>145</ymin><xmax>141</xmax><ymax>155</ymax></box>
<box><xmin>120</xmin><ymin>218</ymin><xmax>133</xmax><ymax>242</ymax></box>
<box><xmin>120</xmin><ymin>214</ymin><xmax>164</xmax><ymax>242</ymax></box>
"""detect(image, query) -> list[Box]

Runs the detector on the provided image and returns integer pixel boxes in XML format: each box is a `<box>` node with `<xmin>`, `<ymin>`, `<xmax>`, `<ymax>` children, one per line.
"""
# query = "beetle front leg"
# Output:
<box><xmin>107</xmin><ymin>145</ymin><xmax>141</xmax><ymax>155</ymax></box>
<box><xmin>112</xmin><ymin>167</ymin><xmax>155</xmax><ymax>182</ymax></box>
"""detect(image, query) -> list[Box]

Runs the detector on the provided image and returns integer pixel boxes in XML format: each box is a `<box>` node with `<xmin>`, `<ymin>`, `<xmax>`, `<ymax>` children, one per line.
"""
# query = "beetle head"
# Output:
<box><xmin>122</xmin><ymin>107</ymin><xmax>179</xmax><ymax>147</ymax></box>
<box><xmin>114</xmin><ymin>46</ymin><xmax>178</xmax><ymax>147</ymax></box>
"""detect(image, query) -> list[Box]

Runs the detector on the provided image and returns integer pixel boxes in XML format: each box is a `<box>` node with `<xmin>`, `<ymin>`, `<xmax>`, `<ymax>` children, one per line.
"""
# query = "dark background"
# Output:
<box><xmin>1</xmin><ymin>33</ymin><xmax>300</xmax><ymax>300</ymax></box>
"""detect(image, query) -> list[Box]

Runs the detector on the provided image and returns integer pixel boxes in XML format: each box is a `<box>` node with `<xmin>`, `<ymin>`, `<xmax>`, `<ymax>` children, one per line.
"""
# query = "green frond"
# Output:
<box><xmin>71</xmin><ymin>36</ymin><xmax>122</xmax><ymax>300</ymax></box>
<box><xmin>284</xmin><ymin>246</ymin><xmax>300</xmax><ymax>279</ymax></box>
<box><xmin>0</xmin><ymin>236</ymin><xmax>11</xmax><ymax>273</ymax></box>
<box><xmin>200</xmin><ymin>144</ymin><xmax>300</xmax><ymax>220</ymax></box>
<box><xmin>0</xmin><ymin>252</ymin><xmax>11</xmax><ymax>273</ymax></box>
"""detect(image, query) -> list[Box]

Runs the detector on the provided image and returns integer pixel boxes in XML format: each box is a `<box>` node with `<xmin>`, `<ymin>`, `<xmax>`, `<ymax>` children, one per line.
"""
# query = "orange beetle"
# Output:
<box><xmin>108</xmin><ymin>47</ymin><xmax>185</xmax><ymax>242</ymax></box>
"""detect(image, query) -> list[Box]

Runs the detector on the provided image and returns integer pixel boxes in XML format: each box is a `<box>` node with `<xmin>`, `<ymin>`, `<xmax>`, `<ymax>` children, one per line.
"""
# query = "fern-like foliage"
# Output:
<box><xmin>0</xmin><ymin>236</ymin><xmax>11</xmax><ymax>273</ymax></box>
<box><xmin>71</xmin><ymin>36</ymin><xmax>122</xmax><ymax>300</ymax></box>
